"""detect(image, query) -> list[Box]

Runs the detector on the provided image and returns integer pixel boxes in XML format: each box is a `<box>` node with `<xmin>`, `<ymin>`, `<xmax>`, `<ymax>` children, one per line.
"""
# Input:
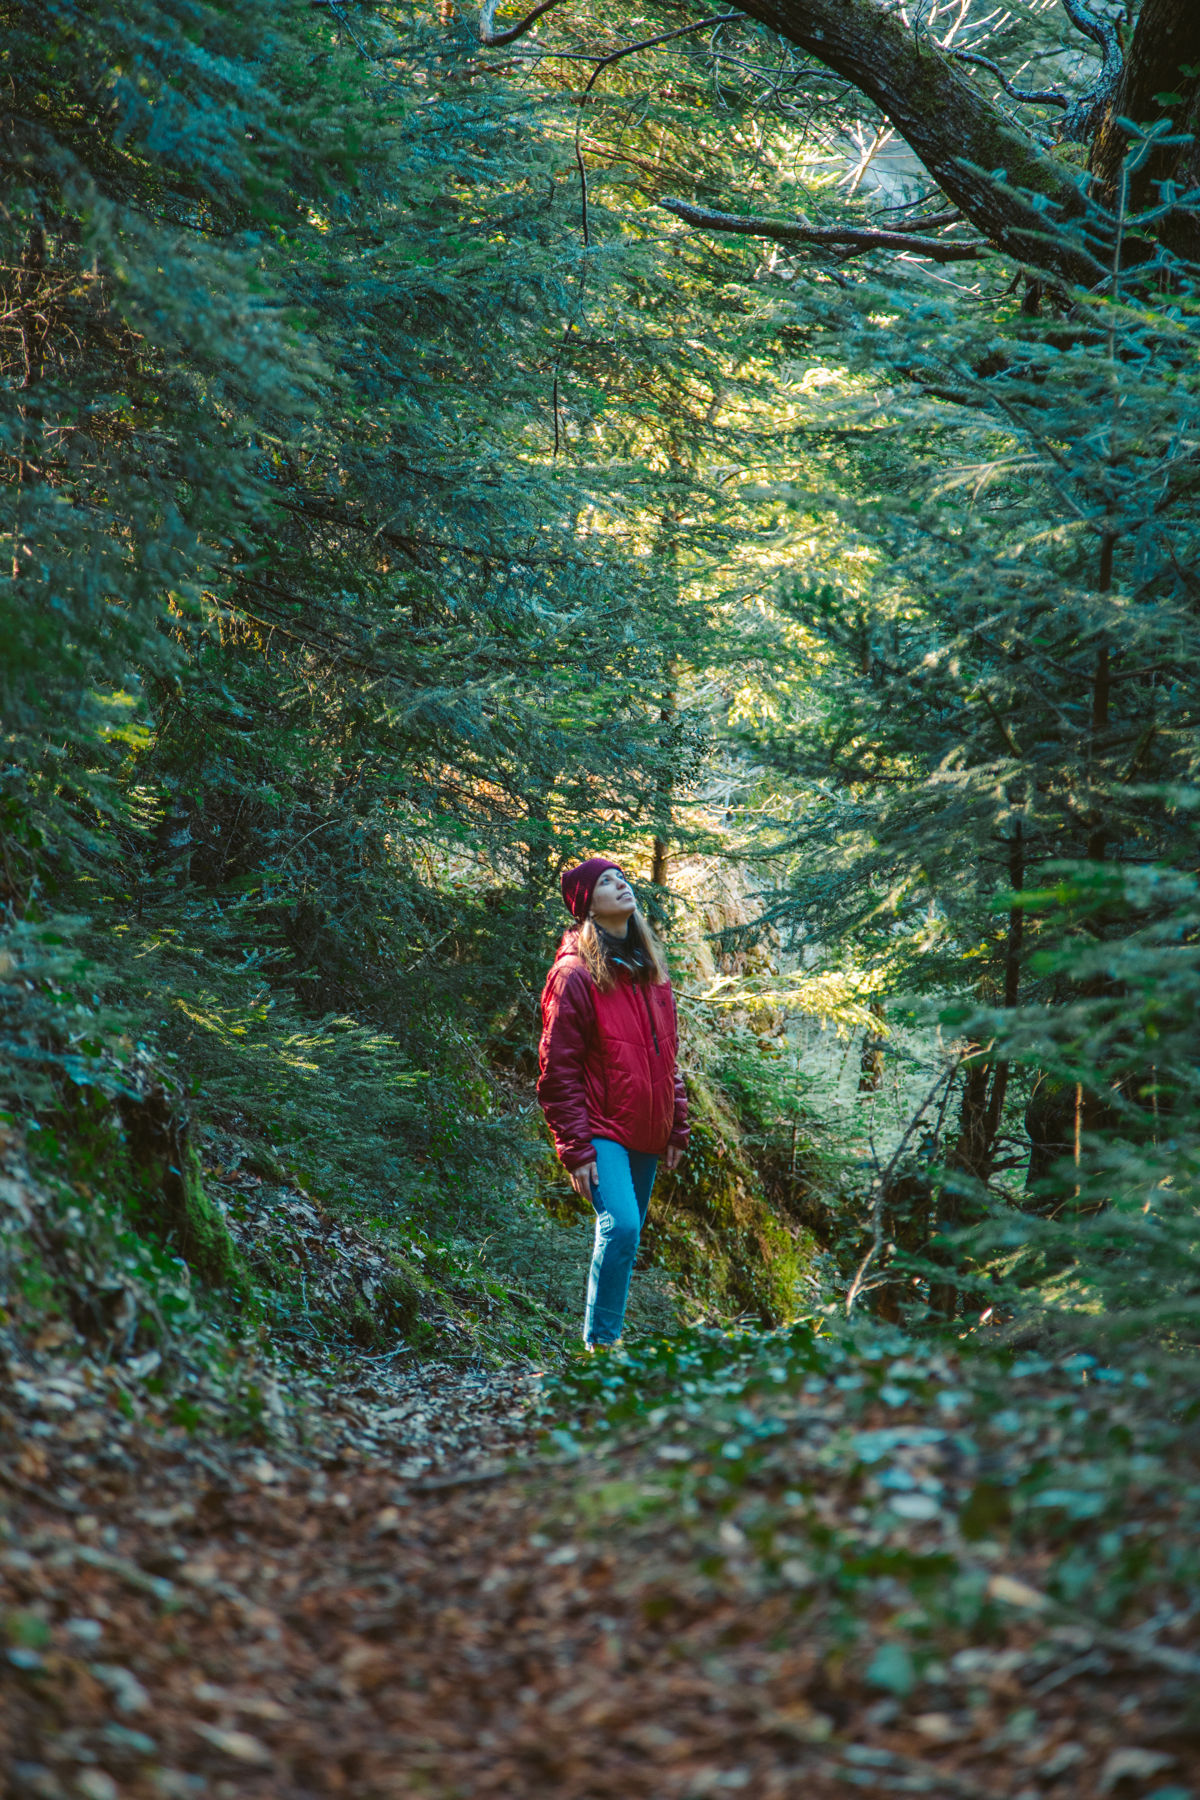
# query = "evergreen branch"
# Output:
<box><xmin>267</xmin><ymin>494</ymin><xmax>588</xmax><ymax>569</ymax></box>
<box><xmin>573</xmin><ymin>15</ymin><xmax>742</xmax><ymax>247</ymax></box>
<box><xmin>575</xmin><ymin>137</ymin><xmax>701</xmax><ymax>189</ymax></box>
<box><xmin>220</xmin><ymin>576</ymin><xmax>618</xmax><ymax>694</ymax></box>
<box><xmin>659</xmin><ymin>200</ymin><xmax>988</xmax><ymax>262</ymax></box>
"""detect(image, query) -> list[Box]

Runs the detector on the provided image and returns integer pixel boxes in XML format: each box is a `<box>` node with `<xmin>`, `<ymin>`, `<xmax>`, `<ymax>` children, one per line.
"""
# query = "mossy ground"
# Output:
<box><xmin>644</xmin><ymin>1067</ymin><xmax>819</xmax><ymax>1324</ymax></box>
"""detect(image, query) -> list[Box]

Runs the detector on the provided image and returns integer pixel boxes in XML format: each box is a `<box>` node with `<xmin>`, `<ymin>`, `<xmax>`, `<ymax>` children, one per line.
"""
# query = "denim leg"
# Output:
<box><xmin>626</xmin><ymin>1146</ymin><xmax>659</xmax><ymax>1229</ymax></box>
<box><xmin>584</xmin><ymin>1137</ymin><xmax>659</xmax><ymax>1347</ymax></box>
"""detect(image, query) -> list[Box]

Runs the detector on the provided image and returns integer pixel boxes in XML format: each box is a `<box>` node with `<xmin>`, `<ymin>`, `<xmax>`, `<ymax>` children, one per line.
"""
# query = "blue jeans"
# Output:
<box><xmin>584</xmin><ymin>1137</ymin><xmax>658</xmax><ymax>1347</ymax></box>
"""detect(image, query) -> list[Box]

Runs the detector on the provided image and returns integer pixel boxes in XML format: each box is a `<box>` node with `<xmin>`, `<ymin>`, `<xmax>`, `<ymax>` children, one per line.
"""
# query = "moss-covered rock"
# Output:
<box><xmin>641</xmin><ymin>1068</ymin><xmax>817</xmax><ymax>1326</ymax></box>
<box><xmin>151</xmin><ymin>1141</ymin><xmax>240</xmax><ymax>1286</ymax></box>
<box><xmin>116</xmin><ymin>1074</ymin><xmax>241</xmax><ymax>1287</ymax></box>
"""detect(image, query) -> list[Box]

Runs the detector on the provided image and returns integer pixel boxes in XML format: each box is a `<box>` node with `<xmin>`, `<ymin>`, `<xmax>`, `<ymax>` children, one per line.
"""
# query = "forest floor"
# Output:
<box><xmin>3</xmin><ymin>1323</ymin><xmax>1199</xmax><ymax>1800</ymax></box>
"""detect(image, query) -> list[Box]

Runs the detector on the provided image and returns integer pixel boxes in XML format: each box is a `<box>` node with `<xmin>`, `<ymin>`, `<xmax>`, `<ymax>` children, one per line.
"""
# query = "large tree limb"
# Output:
<box><xmin>725</xmin><ymin>0</ymin><xmax>1102</xmax><ymax>283</ymax></box>
<box><xmin>477</xmin><ymin>0</ymin><xmax>1199</xmax><ymax>272</ymax></box>
<box><xmin>660</xmin><ymin>198</ymin><xmax>987</xmax><ymax>261</ymax></box>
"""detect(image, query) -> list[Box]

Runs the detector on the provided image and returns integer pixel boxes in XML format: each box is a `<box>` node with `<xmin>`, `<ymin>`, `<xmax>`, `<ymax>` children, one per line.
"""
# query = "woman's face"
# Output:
<box><xmin>590</xmin><ymin>867</ymin><xmax>637</xmax><ymax>928</ymax></box>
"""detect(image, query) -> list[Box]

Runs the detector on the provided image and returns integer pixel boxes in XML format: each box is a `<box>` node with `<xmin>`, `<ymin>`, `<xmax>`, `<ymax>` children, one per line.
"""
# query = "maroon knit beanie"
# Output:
<box><xmin>560</xmin><ymin>856</ymin><xmax>624</xmax><ymax>922</ymax></box>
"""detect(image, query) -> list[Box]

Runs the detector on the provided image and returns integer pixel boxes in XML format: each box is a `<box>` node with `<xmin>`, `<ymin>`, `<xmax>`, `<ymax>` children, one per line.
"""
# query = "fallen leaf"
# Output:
<box><xmin>1040</xmin><ymin>1742</ymin><xmax>1085</xmax><ymax>1778</ymax></box>
<box><xmin>913</xmin><ymin>1712</ymin><xmax>967</xmax><ymax>1743</ymax></box>
<box><xmin>866</xmin><ymin>1642</ymin><xmax>916</xmax><ymax>1697</ymax></box>
<box><xmin>194</xmin><ymin>1723</ymin><xmax>275</xmax><ymax>1765</ymax></box>
<box><xmin>888</xmin><ymin>1491</ymin><xmax>941</xmax><ymax>1521</ymax></box>
<box><xmin>76</xmin><ymin>1771</ymin><xmax>118</xmax><ymax>1800</ymax></box>
<box><xmin>987</xmin><ymin>1573</ymin><xmax>1049</xmax><ymax>1611</ymax></box>
<box><xmin>1099</xmin><ymin>1748</ymin><xmax>1176</xmax><ymax>1792</ymax></box>
<box><xmin>90</xmin><ymin>1663</ymin><xmax>150</xmax><ymax>1715</ymax></box>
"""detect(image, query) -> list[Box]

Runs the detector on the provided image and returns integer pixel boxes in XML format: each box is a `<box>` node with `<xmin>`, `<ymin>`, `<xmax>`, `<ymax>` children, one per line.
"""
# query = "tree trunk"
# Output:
<box><xmin>932</xmin><ymin>826</ymin><xmax>1025</xmax><ymax>1316</ymax></box>
<box><xmin>1090</xmin><ymin>0</ymin><xmax>1200</xmax><ymax>260</ymax></box>
<box><xmin>857</xmin><ymin>1000</ymin><xmax>885</xmax><ymax>1094</ymax></box>
<box><xmin>649</xmin><ymin>650</ymin><xmax>677</xmax><ymax>899</ymax></box>
<box><xmin>730</xmin><ymin>0</ymin><xmax>1095</xmax><ymax>281</ymax></box>
<box><xmin>650</xmin><ymin>833</ymin><xmax>669</xmax><ymax>888</ymax></box>
<box><xmin>930</xmin><ymin>1052</ymin><xmax>992</xmax><ymax>1318</ymax></box>
<box><xmin>983</xmin><ymin>820</ymin><xmax>1025</xmax><ymax>1144</ymax></box>
<box><xmin>727</xmin><ymin>0</ymin><xmax>1200</xmax><ymax>272</ymax></box>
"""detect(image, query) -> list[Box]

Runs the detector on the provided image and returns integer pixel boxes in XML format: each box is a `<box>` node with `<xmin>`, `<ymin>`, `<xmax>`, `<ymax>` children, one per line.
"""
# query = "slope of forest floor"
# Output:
<box><xmin>4</xmin><ymin>932</ymin><xmax>1198</xmax><ymax>1799</ymax></box>
<box><xmin>3</xmin><ymin>1305</ymin><xmax>1198</xmax><ymax>1800</ymax></box>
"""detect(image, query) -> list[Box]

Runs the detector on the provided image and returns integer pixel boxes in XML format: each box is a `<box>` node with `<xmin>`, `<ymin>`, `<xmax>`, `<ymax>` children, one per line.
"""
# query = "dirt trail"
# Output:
<box><xmin>2</xmin><ymin>1350</ymin><xmax>1197</xmax><ymax>1800</ymax></box>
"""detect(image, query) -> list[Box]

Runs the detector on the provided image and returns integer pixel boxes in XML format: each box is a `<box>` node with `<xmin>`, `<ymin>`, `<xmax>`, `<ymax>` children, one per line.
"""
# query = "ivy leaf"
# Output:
<box><xmin>866</xmin><ymin>1642</ymin><xmax>916</xmax><ymax>1696</ymax></box>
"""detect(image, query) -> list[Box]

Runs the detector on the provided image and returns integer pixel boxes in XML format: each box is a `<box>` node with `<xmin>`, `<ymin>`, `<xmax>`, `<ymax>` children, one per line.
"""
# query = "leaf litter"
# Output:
<box><xmin>1</xmin><ymin>1316</ymin><xmax>1198</xmax><ymax>1799</ymax></box>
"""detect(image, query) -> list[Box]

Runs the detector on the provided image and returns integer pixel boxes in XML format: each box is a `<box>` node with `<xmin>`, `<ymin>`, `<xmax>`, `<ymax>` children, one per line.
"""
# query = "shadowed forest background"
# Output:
<box><xmin>3</xmin><ymin>1</ymin><xmax>1200</xmax><ymax>1794</ymax></box>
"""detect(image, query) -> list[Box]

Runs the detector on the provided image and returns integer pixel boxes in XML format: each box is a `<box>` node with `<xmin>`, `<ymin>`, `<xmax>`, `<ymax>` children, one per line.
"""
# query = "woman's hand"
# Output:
<box><xmin>569</xmin><ymin>1161</ymin><xmax>598</xmax><ymax>1202</ymax></box>
<box><xmin>664</xmin><ymin>1144</ymin><xmax>685</xmax><ymax>1172</ymax></box>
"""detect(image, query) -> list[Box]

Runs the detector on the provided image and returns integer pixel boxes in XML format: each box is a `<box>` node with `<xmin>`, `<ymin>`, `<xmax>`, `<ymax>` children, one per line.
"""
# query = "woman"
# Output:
<box><xmin>537</xmin><ymin>856</ymin><xmax>689</xmax><ymax>1349</ymax></box>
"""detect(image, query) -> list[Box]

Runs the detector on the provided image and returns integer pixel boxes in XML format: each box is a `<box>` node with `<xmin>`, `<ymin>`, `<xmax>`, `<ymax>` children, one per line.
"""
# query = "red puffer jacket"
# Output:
<box><xmin>537</xmin><ymin>930</ymin><xmax>689</xmax><ymax>1171</ymax></box>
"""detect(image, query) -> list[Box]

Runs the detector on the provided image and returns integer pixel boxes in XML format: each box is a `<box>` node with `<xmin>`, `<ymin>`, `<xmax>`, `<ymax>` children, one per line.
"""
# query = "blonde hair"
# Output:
<box><xmin>577</xmin><ymin>906</ymin><xmax>669</xmax><ymax>992</ymax></box>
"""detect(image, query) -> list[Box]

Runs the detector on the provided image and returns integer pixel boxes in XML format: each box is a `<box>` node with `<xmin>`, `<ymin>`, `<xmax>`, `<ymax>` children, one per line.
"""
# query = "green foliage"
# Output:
<box><xmin>731</xmin><ymin>160</ymin><xmax>1200</xmax><ymax>1337</ymax></box>
<box><xmin>0</xmin><ymin>0</ymin><xmax>779</xmax><ymax>1384</ymax></box>
<box><xmin>0</xmin><ymin>918</ymin><xmax>243</xmax><ymax>1346</ymax></box>
<box><xmin>0</xmin><ymin>0</ymin><xmax>323</xmax><ymax>894</ymax></box>
<box><xmin>544</xmin><ymin>1319</ymin><xmax>1200</xmax><ymax>1670</ymax></box>
<box><xmin>11</xmin><ymin>0</ymin><xmax>1196</xmax><ymax>1383</ymax></box>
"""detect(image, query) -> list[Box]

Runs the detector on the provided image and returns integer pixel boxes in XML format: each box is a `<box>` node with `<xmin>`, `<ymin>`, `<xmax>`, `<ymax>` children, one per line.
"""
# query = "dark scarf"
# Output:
<box><xmin>598</xmin><ymin>922</ymin><xmax>650</xmax><ymax>982</ymax></box>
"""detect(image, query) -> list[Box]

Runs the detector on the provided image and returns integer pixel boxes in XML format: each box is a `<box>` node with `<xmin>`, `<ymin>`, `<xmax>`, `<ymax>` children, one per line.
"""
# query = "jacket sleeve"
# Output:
<box><xmin>537</xmin><ymin>963</ymin><xmax>597</xmax><ymax>1172</ymax></box>
<box><xmin>668</xmin><ymin>990</ymin><xmax>690</xmax><ymax>1151</ymax></box>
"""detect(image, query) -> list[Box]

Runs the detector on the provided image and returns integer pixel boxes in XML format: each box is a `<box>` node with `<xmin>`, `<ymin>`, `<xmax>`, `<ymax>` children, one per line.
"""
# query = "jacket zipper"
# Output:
<box><xmin>640</xmin><ymin>986</ymin><xmax>661</xmax><ymax>1055</ymax></box>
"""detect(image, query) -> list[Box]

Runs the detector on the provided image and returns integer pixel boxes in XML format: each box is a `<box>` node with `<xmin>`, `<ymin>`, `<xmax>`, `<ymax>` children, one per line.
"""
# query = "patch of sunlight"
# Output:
<box><xmin>172</xmin><ymin>998</ymin><xmax>246</xmax><ymax>1039</ymax></box>
<box><xmin>781</xmin><ymin>363</ymin><xmax>846</xmax><ymax>394</ymax></box>
<box><xmin>94</xmin><ymin>689</ymin><xmax>149</xmax><ymax>749</ymax></box>
<box><xmin>700</xmin><ymin>969</ymin><xmax>883</xmax><ymax>1036</ymax></box>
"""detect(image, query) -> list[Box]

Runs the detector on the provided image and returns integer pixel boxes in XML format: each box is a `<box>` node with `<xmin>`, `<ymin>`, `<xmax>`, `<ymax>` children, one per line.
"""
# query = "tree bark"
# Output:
<box><xmin>929</xmin><ymin>1052</ymin><xmax>990</xmax><ymax>1317</ymax></box>
<box><xmin>721</xmin><ymin>0</ymin><xmax>1200</xmax><ymax>273</ymax></box>
<box><xmin>858</xmin><ymin>1000</ymin><xmax>885</xmax><ymax>1093</ymax></box>
<box><xmin>728</xmin><ymin>0</ymin><xmax>1099</xmax><ymax>282</ymax></box>
<box><xmin>650</xmin><ymin>679</ymin><xmax>676</xmax><ymax>892</ymax></box>
<box><xmin>660</xmin><ymin>200</ymin><xmax>987</xmax><ymax>261</ymax></box>
<box><xmin>1090</xmin><ymin>0</ymin><xmax>1200</xmax><ymax>259</ymax></box>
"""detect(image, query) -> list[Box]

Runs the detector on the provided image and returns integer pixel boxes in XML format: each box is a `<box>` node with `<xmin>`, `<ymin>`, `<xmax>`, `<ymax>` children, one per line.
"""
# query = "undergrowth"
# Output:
<box><xmin>540</xmin><ymin>1320</ymin><xmax>1200</xmax><ymax>1710</ymax></box>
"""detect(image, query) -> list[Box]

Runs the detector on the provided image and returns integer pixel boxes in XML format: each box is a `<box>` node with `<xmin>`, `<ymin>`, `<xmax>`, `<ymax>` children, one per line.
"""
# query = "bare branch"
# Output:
<box><xmin>869</xmin><ymin>205</ymin><xmax>961</xmax><ymax>229</ymax></box>
<box><xmin>660</xmin><ymin>198</ymin><xmax>988</xmax><ymax>261</ymax></box>
<box><xmin>1058</xmin><ymin>0</ymin><xmax>1125</xmax><ymax>140</ymax></box>
<box><xmin>1059</xmin><ymin>0</ymin><xmax>1121</xmax><ymax>63</ymax></box>
<box><xmin>949</xmin><ymin>47</ymin><xmax>1070</xmax><ymax>111</ymax></box>
<box><xmin>479</xmin><ymin>0</ymin><xmax>570</xmax><ymax>48</ymax></box>
<box><xmin>944</xmin><ymin>1</ymin><xmax>1122</xmax><ymax>136</ymax></box>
